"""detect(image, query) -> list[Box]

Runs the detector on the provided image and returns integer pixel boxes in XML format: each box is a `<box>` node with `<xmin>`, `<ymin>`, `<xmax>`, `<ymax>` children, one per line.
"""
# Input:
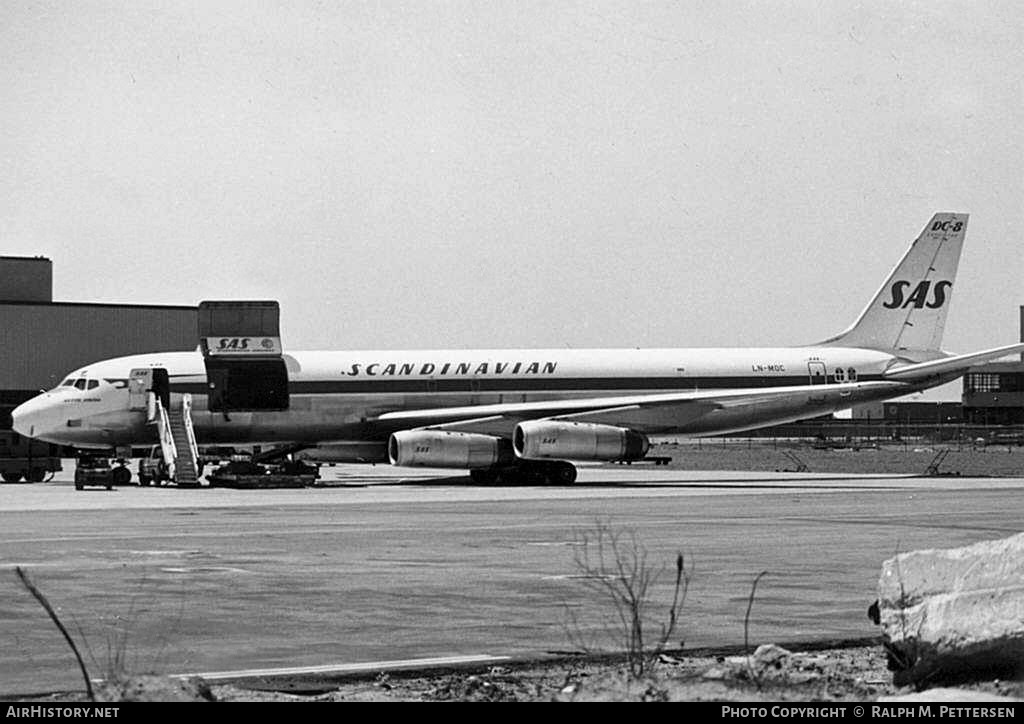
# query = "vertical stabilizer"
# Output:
<box><xmin>820</xmin><ymin>213</ymin><xmax>967</xmax><ymax>352</ymax></box>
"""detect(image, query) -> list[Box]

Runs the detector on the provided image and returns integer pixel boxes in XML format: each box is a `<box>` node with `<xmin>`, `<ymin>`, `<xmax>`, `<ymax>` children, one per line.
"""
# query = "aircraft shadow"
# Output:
<box><xmin>381</xmin><ymin>475</ymin><xmax>906</xmax><ymax>490</ymax></box>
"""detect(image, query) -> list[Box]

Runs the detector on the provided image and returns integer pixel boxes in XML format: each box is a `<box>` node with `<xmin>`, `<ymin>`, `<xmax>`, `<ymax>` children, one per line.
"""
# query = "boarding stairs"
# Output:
<box><xmin>152</xmin><ymin>393</ymin><xmax>201</xmax><ymax>486</ymax></box>
<box><xmin>780</xmin><ymin>450</ymin><xmax>809</xmax><ymax>473</ymax></box>
<box><xmin>924</xmin><ymin>448</ymin><xmax>952</xmax><ymax>477</ymax></box>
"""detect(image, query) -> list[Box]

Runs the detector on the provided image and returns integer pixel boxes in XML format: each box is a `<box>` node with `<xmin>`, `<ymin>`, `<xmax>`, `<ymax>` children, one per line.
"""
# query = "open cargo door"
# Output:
<box><xmin>199</xmin><ymin>301</ymin><xmax>289</xmax><ymax>412</ymax></box>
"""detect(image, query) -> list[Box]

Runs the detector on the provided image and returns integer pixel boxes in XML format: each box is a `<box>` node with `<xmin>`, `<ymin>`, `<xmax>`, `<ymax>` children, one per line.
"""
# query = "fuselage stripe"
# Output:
<box><xmin>169</xmin><ymin>374</ymin><xmax>883</xmax><ymax>395</ymax></box>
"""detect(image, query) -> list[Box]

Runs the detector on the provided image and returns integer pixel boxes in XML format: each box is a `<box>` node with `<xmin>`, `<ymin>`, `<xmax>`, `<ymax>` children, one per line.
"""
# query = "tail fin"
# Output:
<box><xmin>820</xmin><ymin>212</ymin><xmax>968</xmax><ymax>353</ymax></box>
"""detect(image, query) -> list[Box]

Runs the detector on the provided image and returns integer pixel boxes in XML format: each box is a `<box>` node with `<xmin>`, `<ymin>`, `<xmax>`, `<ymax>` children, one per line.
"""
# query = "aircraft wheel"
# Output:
<box><xmin>1</xmin><ymin>472</ymin><xmax>22</xmax><ymax>483</ymax></box>
<box><xmin>551</xmin><ymin>462</ymin><xmax>578</xmax><ymax>484</ymax></box>
<box><xmin>27</xmin><ymin>468</ymin><xmax>46</xmax><ymax>483</ymax></box>
<box><xmin>111</xmin><ymin>466</ymin><xmax>132</xmax><ymax>486</ymax></box>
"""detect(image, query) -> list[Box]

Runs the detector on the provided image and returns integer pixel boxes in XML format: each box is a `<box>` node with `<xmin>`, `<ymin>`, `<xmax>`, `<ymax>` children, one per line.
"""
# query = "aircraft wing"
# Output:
<box><xmin>372</xmin><ymin>380</ymin><xmax>909</xmax><ymax>436</ymax></box>
<box><xmin>883</xmin><ymin>343</ymin><xmax>1024</xmax><ymax>381</ymax></box>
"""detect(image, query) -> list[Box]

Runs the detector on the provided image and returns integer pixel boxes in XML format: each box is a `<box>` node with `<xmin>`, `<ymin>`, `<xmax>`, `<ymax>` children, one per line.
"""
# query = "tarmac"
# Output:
<box><xmin>1</xmin><ymin>464</ymin><xmax>1022</xmax><ymax>696</ymax></box>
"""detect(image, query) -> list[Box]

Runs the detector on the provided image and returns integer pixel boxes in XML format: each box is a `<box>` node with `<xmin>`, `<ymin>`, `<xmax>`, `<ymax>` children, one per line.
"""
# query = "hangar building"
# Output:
<box><xmin>0</xmin><ymin>256</ymin><xmax>198</xmax><ymax>430</ymax></box>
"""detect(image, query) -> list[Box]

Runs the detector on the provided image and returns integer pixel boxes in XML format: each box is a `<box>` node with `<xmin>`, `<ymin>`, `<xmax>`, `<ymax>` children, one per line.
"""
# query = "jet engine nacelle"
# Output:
<box><xmin>388</xmin><ymin>430</ymin><xmax>513</xmax><ymax>468</ymax></box>
<box><xmin>513</xmin><ymin>421</ymin><xmax>649</xmax><ymax>462</ymax></box>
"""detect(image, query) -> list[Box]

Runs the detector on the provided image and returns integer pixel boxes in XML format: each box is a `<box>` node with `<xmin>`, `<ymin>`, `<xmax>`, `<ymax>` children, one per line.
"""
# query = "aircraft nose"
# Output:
<box><xmin>12</xmin><ymin>395</ymin><xmax>56</xmax><ymax>439</ymax></box>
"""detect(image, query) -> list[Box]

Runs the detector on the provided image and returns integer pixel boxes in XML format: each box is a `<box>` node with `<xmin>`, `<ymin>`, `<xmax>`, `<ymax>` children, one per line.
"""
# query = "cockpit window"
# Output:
<box><xmin>61</xmin><ymin>379</ymin><xmax>75</xmax><ymax>387</ymax></box>
<box><xmin>87</xmin><ymin>379</ymin><xmax>99</xmax><ymax>390</ymax></box>
<box><xmin>74</xmin><ymin>379</ymin><xmax>87</xmax><ymax>390</ymax></box>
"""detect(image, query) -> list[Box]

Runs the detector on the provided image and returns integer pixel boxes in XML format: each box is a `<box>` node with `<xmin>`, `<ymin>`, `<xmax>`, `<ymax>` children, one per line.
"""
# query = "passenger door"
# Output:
<box><xmin>807</xmin><ymin>361</ymin><xmax>827</xmax><ymax>385</ymax></box>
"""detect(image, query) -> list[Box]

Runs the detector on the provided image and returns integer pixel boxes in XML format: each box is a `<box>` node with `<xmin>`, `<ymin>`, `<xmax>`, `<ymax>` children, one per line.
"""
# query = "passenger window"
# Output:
<box><xmin>848</xmin><ymin>368</ymin><xmax>857</xmax><ymax>382</ymax></box>
<box><xmin>87</xmin><ymin>379</ymin><xmax>99</xmax><ymax>390</ymax></box>
<box><xmin>834</xmin><ymin>368</ymin><xmax>846</xmax><ymax>382</ymax></box>
<box><xmin>74</xmin><ymin>379</ymin><xmax>87</xmax><ymax>390</ymax></box>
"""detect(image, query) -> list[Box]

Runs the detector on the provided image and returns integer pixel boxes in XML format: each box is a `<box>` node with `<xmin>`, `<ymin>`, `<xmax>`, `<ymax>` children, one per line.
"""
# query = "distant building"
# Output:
<box><xmin>962</xmin><ymin>361</ymin><xmax>1024</xmax><ymax>425</ymax></box>
<box><xmin>852</xmin><ymin>401</ymin><xmax>962</xmax><ymax>424</ymax></box>
<box><xmin>959</xmin><ymin>304</ymin><xmax>1024</xmax><ymax>425</ymax></box>
<box><xmin>851</xmin><ymin>402</ymin><xmax>885</xmax><ymax>421</ymax></box>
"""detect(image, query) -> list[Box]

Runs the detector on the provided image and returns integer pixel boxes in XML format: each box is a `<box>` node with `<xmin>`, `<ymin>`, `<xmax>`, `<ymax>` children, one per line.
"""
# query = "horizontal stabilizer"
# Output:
<box><xmin>882</xmin><ymin>343</ymin><xmax>1024</xmax><ymax>381</ymax></box>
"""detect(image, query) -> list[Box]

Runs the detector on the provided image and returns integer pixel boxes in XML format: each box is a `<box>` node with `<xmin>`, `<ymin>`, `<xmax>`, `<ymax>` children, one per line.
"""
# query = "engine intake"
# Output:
<box><xmin>513</xmin><ymin>421</ymin><xmax>649</xmax><ymax>462</ymax></box>
<box><xmin>389</xmin><ymin>430</ymin><xmax>513</xmax><ymax>469</ymax></box>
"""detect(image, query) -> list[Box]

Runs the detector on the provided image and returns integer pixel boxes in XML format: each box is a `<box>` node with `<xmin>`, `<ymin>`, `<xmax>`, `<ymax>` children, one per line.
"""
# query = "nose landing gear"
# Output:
<box><xmin>73</xmin><ymin>455</ymin><xmax>134</xmax><ymax>490</ymax></box>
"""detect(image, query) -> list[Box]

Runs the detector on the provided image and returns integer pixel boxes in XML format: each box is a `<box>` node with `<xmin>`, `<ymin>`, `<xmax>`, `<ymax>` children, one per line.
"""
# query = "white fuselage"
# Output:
<box><xmin>12</xmin><ymin>345</ymin><xmax>918</xmax><ymax>451</ymax></box>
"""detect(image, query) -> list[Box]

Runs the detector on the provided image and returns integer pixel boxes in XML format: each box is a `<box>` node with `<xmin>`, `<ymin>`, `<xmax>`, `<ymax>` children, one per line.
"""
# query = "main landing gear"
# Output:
<box><xmin>469</xmin><ymin>460</ymin><xmax>578</xmax><ymax>485</ymax></box>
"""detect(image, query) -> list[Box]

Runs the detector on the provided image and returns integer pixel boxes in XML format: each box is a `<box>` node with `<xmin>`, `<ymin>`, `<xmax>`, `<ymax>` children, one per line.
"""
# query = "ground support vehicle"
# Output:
<box><xmin>0</xmin><ymin>432</ymin><xmax>63</xmax><ymax>483</ymax></box>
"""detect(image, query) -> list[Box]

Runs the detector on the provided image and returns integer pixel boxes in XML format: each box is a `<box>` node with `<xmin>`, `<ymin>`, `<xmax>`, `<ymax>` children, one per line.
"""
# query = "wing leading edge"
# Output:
<box><xmin>373</xmin><ymin>380</ymin><xmax>910</xmax><ymax>437</ymax></box>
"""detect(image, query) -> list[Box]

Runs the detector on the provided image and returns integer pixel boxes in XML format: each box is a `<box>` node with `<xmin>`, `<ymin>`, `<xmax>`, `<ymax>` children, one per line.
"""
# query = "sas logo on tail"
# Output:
<box><xmin>883</xmin><ymin>280</ymin><xmax>952</xmax><ymax>309</ymax></box>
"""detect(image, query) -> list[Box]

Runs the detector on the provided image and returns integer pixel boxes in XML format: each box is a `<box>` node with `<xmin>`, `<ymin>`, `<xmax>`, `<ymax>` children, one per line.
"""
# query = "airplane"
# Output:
<box><xmin>12</xmin><ymin>212</ymin><xmax>1024</xmax><ymax>484</ymax></box>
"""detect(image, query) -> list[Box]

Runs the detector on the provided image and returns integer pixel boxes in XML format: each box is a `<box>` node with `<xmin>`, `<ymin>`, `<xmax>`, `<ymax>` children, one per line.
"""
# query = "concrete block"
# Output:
<box><xmin>878</xmin><ymin>531</ymin><xmax>1024</xmax><ymax>686</ymax></box>
<box><xmin>880</xmin><ymin>687</ymin><xmax>1021</xmax><ymax>702</ymax></box>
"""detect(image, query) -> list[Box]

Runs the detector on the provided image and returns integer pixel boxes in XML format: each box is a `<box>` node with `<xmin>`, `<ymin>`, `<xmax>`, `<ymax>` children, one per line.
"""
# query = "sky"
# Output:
<box><xmin>2</xmin><ymin>1</ymin><xmax>1022</xmax><ymax>402</ymax></box>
